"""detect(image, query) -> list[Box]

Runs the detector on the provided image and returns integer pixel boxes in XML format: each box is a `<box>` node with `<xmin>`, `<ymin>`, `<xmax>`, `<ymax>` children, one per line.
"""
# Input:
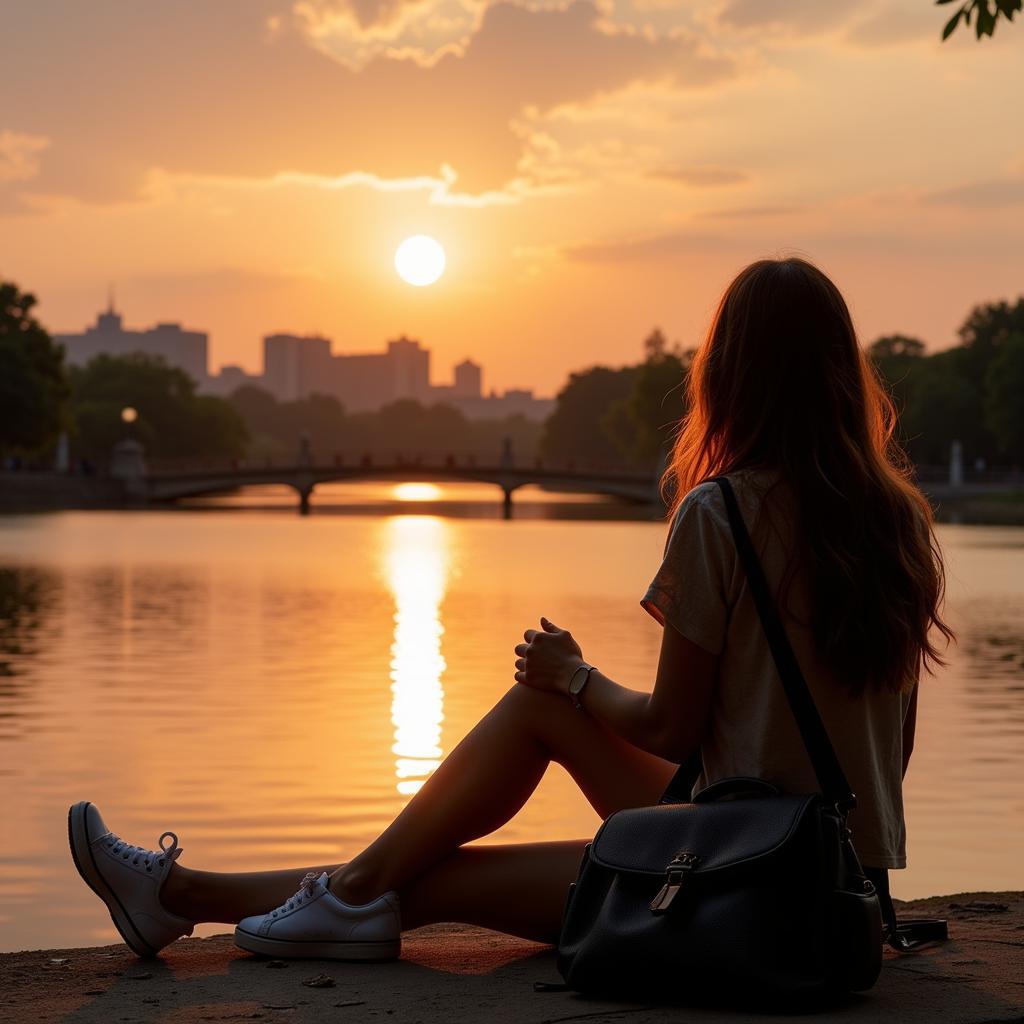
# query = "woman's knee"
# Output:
<box><xmin>495</xmin><ymin>682</ymin><xmax>569</xmax><ymax>727</ymax></box>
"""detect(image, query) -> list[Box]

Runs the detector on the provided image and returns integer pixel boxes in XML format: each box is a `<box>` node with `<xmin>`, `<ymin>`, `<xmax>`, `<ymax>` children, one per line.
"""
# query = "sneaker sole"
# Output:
<box><xmin>67</xmin><ymin>801</ymin><xmax>158</xmax><ymax>959</ymax></box>
<box><xmin>233</xmin><ymin>926</ymin><xmax>400</xmax><ymax>962</ymax></box>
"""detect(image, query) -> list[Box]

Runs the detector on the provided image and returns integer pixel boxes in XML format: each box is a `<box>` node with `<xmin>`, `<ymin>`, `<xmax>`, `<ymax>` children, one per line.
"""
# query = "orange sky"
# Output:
<box><xmin>1</xmin><ymin>1</ymin><xmax>1022</xmax><ymax>395</ymax></box>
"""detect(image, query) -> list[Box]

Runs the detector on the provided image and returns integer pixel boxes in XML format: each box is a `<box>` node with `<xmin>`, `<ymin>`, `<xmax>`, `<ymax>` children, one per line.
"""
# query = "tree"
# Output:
<box><xmin>604</xmin><ymin>331</ymin><xmax>690</xmax><ymax>468</ymax></box>
<box><xmin>70</xmin><ymin>353</ymin><xmax>247</xmax><ymax>463</ymax></box>
<box><xmin>867</xmin><ymin>335</ymin><xmax>927</xmax><ymax>440</ymax></box>
<box><xmin>541</xmin><ymin>365</ymin><xmax>638</xmax><ymax>468</ymax></box>
<box><xmin>904</xmin><ymin>347</ymin><xmax>989</xmax><ymax>465</ymax></box>
<box><xmin>985</xmin><ymin>332</ymin><xmax>1024</xmax><ymax>461</ymax></box>
<box><xmin>0</xmin><ymin>281</ymin><xmax>70</xmax><ymax>457</ymax></box>
<box><xmin>957</xmin><ymin>298</ymin><xmax>1024</xmax><ymax>371</ymax></box>
<box><xmin>939</xmin><ymin>0</ymin><xmax>1021</xmax><ymax>40</ymax></box>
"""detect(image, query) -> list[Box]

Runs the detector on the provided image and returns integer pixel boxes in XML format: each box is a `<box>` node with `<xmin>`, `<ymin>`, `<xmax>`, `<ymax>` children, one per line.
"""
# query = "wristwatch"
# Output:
<box><xmin>568</xmin><ymin>663</ymin><xmax>596</xmax><ymax>710</ymax></box>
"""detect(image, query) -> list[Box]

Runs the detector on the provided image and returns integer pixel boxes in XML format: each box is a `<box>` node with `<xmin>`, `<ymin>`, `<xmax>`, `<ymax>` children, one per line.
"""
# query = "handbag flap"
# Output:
<box><xmin>590</xmin><ymin>794</ymin><xmax>818</xmax><ymax>876</ymax></box>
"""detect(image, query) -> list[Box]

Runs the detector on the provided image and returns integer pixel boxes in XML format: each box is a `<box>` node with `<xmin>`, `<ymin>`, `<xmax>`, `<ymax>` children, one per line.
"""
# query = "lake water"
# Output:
<box><xmin>1</xmin><ymin>483</ymin><xmax>1022</xmax><ymax>952</ymax></box>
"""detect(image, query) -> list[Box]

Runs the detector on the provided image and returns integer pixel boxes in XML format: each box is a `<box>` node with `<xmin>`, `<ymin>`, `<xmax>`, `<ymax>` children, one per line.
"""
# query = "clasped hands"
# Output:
<box><xmin>513</xmin><ymin>616</ymin><xmax>584</xmax><ymax>696</ymax></box>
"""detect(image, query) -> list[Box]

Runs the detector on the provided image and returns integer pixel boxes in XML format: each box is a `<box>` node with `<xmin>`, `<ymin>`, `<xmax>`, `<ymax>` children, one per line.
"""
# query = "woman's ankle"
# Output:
<box><xmin>160</xmin><ymin>863</ymin><xmax>199</xmax><ymax>922</ymax></box>
<box><xmin>328</xmin><ymin>863</ymin><xmax>390</xmax><ymax>905</ymax></box>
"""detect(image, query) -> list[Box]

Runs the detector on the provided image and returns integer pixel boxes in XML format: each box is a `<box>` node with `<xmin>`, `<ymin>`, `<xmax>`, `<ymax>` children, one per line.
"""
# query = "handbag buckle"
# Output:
<box><xmin>649</xmin><ymin>851</ymin><xmax>700</xmax><ymax>915</ymax></box>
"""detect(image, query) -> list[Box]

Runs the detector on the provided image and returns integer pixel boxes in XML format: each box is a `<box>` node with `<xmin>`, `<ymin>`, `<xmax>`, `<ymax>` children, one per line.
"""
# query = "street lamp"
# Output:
<box><xmin>121</xmin><ymin>406</ymin><xmax>138</xmax><ymax>424</ymax></box>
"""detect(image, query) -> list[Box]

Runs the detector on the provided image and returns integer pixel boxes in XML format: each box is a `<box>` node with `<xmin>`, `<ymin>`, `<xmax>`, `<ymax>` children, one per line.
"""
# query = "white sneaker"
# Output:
<box><xmin>234</xmin><ymin>872</ymin><xmax>401</xmax><ymax>961</ymax></box>
<box><xmin>68</xmin><ymin>801</ymin><xmax>194</xmax><ymax>957</ymax></box>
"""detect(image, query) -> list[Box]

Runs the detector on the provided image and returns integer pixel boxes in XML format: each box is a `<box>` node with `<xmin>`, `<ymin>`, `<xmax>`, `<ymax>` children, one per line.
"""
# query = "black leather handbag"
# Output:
<box><xmin>552</xmin><ymin>476</ymin><xmax>945</xmax><ymax>1002</ymax></box>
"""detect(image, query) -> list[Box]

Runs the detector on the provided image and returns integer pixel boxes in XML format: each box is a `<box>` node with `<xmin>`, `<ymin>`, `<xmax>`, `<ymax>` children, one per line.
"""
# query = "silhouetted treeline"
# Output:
<box><xmin>541</xmin><ymin>329</ymin><xmax>690</xmax><ymax>473</ymax></box>
<box><xmin>71</xmin><ymin>354</ymin><xmax>248</xmax><ymax>464</ymax></box>
<box><xmin>543</xmin><ymin>302</ymin><xmax>1024</xmax><ymax>475</ymax></box>
<box><xmin>0</xmin><ymin>282</ymin><xmax>69</xmax><ymax>458</ymax></box>
<box><xmin>228</xmin><ymin>386</ymin><xmax>543</xmax><ymax>465</ymax></box>
<box><xmin>868</xmin><ymin>299</ymin><xmax>1024</xmax><ymax>467</ymax></box>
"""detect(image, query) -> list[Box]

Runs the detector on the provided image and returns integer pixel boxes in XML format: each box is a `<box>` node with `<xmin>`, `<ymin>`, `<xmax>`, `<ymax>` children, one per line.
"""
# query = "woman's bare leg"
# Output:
<box><xmin>329</xmin><ymin>684</ymin><xmax>676</xmax><ymax>904</ymax></box>
<box><xmin>162</xmin><ymin>684</ymin><xmax>675</xmax><ymax>929</ymax></box>
<box><xmin>163</xmin><ymin>841</ymin><xmax>586</xmax><ymax>943</ymax></box>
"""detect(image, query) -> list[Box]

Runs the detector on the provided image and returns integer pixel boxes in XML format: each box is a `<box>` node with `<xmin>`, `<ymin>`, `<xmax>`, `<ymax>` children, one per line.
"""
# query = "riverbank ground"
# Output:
<box><xmin>1</xmin><ymin>892</ymin><xmax>1021</xmax><ymax>1024</ymax></box>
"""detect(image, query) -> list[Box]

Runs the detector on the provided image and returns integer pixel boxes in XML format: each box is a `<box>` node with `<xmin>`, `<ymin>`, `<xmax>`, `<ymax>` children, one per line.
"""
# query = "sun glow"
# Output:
<box><xmin>382</xmin><ymin>516</ymin><xmax>449</xmax><ymax>796</ymax></box>
<box><xmin>393</xmin><ymin>482</ymin><xmax>443</xmax><ymax>502</ymax></box>
<box><xmin>394</xmin><ymin>235</ymin><xmax>445</xmax><ymax>287</ymax></box>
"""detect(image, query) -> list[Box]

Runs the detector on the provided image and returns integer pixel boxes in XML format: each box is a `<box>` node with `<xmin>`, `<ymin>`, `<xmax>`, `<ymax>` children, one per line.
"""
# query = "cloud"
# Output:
<box><xmin>293</xmin><ymin>0</ymin><xmax>481</xmax><ymax>69</ymax></box>
<box><xmin>142</xmin><ymin>163</ymin><xmax>526</xmax><ymax>207</ymax></box>
<box><xmin>715</xmin><ymin>0</ymin><xmax>854</xmax><ymax>36</ymax></box>
<box><xmin>697</xmin><ymin>203</ymin><xmax>801</xmax><ymax>219</ymax></box>
<box><xmin>0</xmin><ymin>131</ymin><xmax>49</xmax><ymax>183</ymax></box>
<box><xmin>843</xmin><ymin>3</ymin><xmax>941</xmax><ymax>47</ymax></box>
<box><xmin>924</xmin><ymin>177</ymin><xmax>1024</xmax><ymax>208</ymax></box>
<box><xmin>563</xmin><ymin>228</ymin><xmax>728</xmax><ymax>262</ymax></box>
<box><xmin>0</xmin><ymin>0</ymin><xmax>737</xmax><ymax>208</ymax></box>
<box><xmin>647</xmin><ymin>165</ymin><xmax>750</xmax><ymax>187</ymax></box>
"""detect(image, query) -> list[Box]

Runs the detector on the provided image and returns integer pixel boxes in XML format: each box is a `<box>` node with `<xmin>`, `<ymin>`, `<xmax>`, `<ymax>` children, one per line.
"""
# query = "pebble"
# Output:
<box><xmin>302</xmin><ymin>974</ymin><xmax>336</xmax><ymax>988</ymax></box>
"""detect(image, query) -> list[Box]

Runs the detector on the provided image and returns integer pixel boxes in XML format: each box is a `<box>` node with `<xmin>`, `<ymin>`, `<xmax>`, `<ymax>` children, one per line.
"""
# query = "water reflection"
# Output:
<box><xmin>0</xmin><ymin>567</ymin><xmax>58</xmax><ymax>742</ymax></box>
<box><xmin>382</xmin><ymin>516</ymin><xmax>450</xmax><ymax>796</ymax></box>
<box><xmin>0</xmin><ymin>567</ymin><xmax>55</xmax><ymax>678</ymax></box>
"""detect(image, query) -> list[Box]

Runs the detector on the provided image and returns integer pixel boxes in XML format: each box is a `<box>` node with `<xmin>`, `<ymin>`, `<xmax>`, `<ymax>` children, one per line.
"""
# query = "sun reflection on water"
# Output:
<box><xmin>382</xmin><ymin>515</ymin><xmax>450</xmax><ymax>796</ymax></box>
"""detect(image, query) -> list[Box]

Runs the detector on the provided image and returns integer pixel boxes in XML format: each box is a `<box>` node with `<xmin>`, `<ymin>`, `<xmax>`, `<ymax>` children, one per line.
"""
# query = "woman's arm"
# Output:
<box><xmin>514</xmin><ymin>616</ymin><xmax>718</xmax><ymax>763</ymax></box>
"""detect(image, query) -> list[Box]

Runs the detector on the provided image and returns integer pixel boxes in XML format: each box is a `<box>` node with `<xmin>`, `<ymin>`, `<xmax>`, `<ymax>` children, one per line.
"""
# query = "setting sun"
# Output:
<box><xmin>394</xmin><ymin>235</ymin><xmax>446</xmax><ymax>287</ymax></box>
<box><xmin>393</xmin><ymin>482</ymin><xmax>444</xmax><ymax>502</ymax></box>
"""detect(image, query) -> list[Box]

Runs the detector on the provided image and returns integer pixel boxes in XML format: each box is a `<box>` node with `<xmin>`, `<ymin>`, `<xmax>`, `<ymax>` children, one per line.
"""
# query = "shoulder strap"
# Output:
<box><xmin>711</xmin><ymin>475</ymin><xmax>856</xmax><ymax>811</ymax></box>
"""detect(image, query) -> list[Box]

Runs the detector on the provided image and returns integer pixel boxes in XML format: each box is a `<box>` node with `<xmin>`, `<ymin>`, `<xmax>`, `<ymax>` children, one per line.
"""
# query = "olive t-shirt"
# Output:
<box><xmin>641</xmin><ymin>469</ymin><xmax>912</xmax><ymax>869</ymax></box>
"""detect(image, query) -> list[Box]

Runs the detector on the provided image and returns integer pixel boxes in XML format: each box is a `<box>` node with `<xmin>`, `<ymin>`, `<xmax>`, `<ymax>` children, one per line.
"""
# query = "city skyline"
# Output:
<box><xmin>55</xmin><ymin>298</ymin><xmax>555</xmax><ymax>421</ymax></box>
<box><xmin>2</xmin><ymin>4</ymin><xmax>1022</xmax><ymax>394</ymax></box>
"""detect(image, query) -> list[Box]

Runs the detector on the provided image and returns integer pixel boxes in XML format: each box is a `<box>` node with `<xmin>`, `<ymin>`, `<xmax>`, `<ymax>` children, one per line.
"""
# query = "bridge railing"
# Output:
<box><xmin>145</xmin><ymin>450</ymin><xmax>658</xmax><ymax>481</ymax></box>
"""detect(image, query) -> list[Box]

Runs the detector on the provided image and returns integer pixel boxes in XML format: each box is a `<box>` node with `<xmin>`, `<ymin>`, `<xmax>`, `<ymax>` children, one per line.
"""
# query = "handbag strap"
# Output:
<box><xmin>657</xmin><ymin>476</ymin><xmax>949</xmax><ymax>951</ymax></box>
<box><xmin>712</xmin><ymin>475</ymin><xmax>856</xmax><ymax>810</ymax></box>
<box><xmin>661</xmin><ymin>476</ymin><xmax>856</xmax><ymax>811</ymax></box>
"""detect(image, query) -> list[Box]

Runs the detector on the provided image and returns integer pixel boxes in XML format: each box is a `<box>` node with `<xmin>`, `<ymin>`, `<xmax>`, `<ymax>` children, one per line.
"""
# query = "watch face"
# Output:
<box><xmin>569</xmin><ymin>667</ymin><xmax>588</xmax><ymax>694</ymax></box>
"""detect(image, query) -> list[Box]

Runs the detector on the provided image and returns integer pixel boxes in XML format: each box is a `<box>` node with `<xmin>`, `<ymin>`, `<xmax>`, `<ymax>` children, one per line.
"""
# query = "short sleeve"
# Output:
<box><xmin>641</xmin><ymin>484</ymin><xmax>736</xmax><ymax>655</ymax></box>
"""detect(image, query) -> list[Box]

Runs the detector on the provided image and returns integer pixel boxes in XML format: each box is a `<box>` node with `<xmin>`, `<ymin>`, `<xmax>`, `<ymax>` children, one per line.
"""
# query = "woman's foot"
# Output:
<box><xmin>234</xmin><ymin>871</ymin><xmax>401</xmax><ymax>961</ymax></box>
<box><xmin>67</xmin><ymin>801</ymin><xmax>195</xmax><ymax>957</ymax></box>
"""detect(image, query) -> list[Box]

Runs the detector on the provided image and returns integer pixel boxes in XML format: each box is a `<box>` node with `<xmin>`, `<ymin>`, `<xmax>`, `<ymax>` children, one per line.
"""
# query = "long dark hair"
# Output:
<box><xmin>664</xmin><ymin>256</ymin><xmax>953</xmax><ymax>694</ymax></box>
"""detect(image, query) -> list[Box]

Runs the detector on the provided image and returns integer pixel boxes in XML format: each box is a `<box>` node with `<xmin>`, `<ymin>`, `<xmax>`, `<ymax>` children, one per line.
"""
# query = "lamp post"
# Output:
<box><xmin>111</xmin><ymin>406</ymin><xmax>146</xmax><ymax>498</ymax></box>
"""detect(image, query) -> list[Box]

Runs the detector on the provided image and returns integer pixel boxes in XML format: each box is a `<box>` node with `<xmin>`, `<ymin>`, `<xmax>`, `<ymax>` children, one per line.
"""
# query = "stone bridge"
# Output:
<box><xmin>137</xmin><ymin>455</ymin><xmax>662</xmax><ymax>516</ymax></box>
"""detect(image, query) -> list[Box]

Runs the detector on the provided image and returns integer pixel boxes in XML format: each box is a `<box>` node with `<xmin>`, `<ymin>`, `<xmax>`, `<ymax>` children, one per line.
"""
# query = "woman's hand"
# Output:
<box><xmin>513</xmin><ymin>616</ymin><xmax>584</xmax><ymax>695</ymax></box>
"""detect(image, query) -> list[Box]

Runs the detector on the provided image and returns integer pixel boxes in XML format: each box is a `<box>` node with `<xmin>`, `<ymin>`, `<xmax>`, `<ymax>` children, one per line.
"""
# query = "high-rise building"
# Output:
<box><xmin>332</xmin><ymin>336</ymin><xmax>431</xmax><ymax>411</ymax></box>
<box><xmin>262</xmin><ymin>334</ymin><xmax>333</xmax><ymax>401</ymax></box>
<box><xmin>453</xmin><ymin>358</ymin><xmax>482</xmax><ymax>398</ymax></box>
<box><xmin>56</xmin><ymin>300</ymin><xmax>208</xmax><ymax>384</ymax></box>
<box><xmin>385</xmin><ymin>337</ymin><xmax>430</xmax><ymax>400</ymax></box>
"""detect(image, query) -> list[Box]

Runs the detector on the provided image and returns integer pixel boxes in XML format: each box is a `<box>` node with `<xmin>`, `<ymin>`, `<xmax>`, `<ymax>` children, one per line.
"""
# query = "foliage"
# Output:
<box><xmin>985</xmin><ymin>333</ymin><xmax>1024</xmax><ymax>460</ymax></box>
<box><xmin>227</xmin><ymin>387</ymin><xmax>543</xmax><ymax>464</ymax></box>
<box><xmin>230</xmin><ymin>387</ymin><xmax>347</xmax><ymax>461</ymax></box>
<box><xmin>604</xmin><ymin>330</ymin><xmax>691</xmax><ymax>468</ymax></box>
<box><xmin>70</xmin><ymin>353</ymin><xmax>247</xmax><ymax>463</ymax></box>
<box><xmin>540</xmin><ymin>365</ymin><xmax>639</xmax><ymax>468</ymax></box>
<box><xmin>0</xmin><ymin>281</ymin><xmax>70</xmax><ymax>456</ymax></box>
<box><xmin>869</xmin><ymin>299</ymin><xmax>1024</xmax><ymax>466</ymax></box>
<box><xmin>866</xmin><ymin>334</ymin><xmax>927</xmax><ymax>441</ymax></box>
<box><xmin>938</xmin><ymin>0</ymin><xmax>1021</xmax><ymax>40</ymax></box>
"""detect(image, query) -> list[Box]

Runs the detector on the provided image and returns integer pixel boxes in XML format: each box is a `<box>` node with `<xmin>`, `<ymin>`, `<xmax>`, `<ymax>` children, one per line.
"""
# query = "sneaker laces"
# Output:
<box><xmin>269</xmin><ymin>871</ymin><xmax>324</xmax><ymax>918</ymax></box>
<box><xmin>106</xmin><ymin>830</ymin><xmax>182</xmax><ymax>874</ymax></box>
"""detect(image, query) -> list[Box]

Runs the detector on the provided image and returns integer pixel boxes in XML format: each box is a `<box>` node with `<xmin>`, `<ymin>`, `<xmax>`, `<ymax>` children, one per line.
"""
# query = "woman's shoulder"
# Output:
<box><xmin>679</xmin><ymin>469</ymin><xmax>783</xmax><ymax>519</ymax></box>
